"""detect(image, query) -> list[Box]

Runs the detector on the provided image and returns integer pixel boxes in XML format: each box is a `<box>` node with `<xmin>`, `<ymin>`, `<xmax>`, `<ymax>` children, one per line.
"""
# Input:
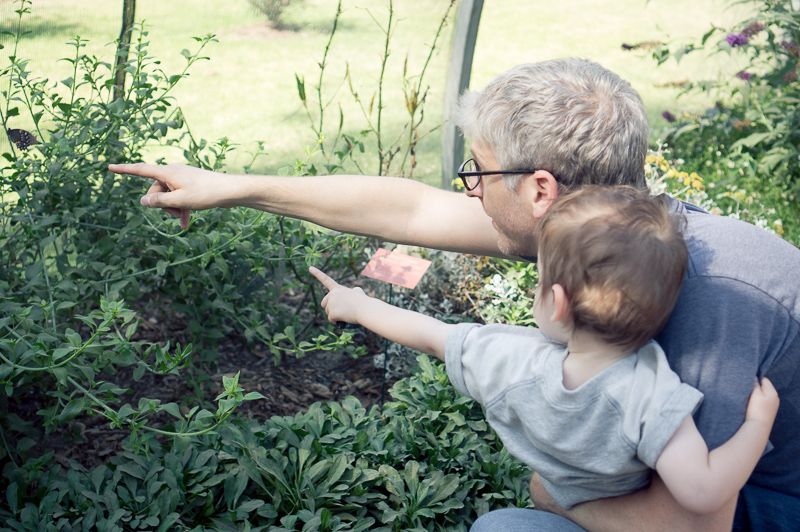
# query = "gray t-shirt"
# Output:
<box><xmin>445</xmin><ymin>322</ymin><xmax>703</xmax><ymax>509</ymax></box>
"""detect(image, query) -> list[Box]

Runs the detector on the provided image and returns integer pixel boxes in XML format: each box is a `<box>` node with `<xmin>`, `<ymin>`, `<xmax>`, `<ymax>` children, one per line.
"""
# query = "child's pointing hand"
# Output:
<box><xmin>309</xmin><ymin>267</ymin><xmax>370</xmax><ymax>327</ymax></box>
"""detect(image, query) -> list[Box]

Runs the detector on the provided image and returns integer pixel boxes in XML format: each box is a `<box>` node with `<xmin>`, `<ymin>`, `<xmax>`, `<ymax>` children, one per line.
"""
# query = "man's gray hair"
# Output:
<box><xmin>456</xmin><ymin>58</ymin><xmax>649</xmax><ymax>191</ymax></box>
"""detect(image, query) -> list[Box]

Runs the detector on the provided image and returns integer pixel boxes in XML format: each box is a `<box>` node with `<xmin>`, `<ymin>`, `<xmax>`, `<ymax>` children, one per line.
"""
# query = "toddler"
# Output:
<box><xmin>309</xmin><ymin>185</ymin><xmax>778</xmax><ymax>514</ymax></box>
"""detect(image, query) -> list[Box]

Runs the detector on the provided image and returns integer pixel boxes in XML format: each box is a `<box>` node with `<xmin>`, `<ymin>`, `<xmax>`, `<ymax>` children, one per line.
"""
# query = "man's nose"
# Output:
<box><xmin>465</xmin><ymin>180</ymin><xmax>483</xmax><ymax>198</ymax></box>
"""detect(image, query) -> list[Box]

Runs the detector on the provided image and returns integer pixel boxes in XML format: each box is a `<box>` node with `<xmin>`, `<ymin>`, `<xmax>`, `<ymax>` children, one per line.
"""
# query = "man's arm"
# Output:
<box><xmin>529</xmin><ymin>473</ymin><xmax>737</xmax><ymax>532</ymax></box>
<box><xmin>108</xmin><ymin>163</ymin><xmax>508</xmax><ymax>258</ymax></box>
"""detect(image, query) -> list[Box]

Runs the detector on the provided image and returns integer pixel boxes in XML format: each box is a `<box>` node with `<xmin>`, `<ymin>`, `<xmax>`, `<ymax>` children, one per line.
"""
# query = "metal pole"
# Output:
<box><xmin>441</xmin><ymin>0</ymin><xmax>484</xmax><ymax>189</ymax></box>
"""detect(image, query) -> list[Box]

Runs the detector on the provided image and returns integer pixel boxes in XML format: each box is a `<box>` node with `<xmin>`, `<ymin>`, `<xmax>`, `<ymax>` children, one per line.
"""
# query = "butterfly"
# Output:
<box><xmin>7</xmin><ymin>128</ymin><xmax>38</xmax><ymax>150</ymax></box>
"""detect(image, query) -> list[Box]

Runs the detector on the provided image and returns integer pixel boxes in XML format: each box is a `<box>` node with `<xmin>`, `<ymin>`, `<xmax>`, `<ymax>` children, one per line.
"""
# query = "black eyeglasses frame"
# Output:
<box><xmin>457</xmin><ymin>158</ymin><xmax>541</xmax><ymax>191</ymax></box>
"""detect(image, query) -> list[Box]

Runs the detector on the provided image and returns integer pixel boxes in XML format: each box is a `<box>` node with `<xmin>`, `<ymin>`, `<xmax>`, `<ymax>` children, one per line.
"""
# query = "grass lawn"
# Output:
<box><xmin>2</xmin><ymin>0</ymin><xmax>752</xmax><ymax>186</ymax></box>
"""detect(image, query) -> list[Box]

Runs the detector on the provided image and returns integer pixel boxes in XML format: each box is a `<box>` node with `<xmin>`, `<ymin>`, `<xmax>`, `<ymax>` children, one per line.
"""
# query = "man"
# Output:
<box><xmin>110</xmin><ymin>58</ymin><xmax>800</xmax><ymax>531</ymax></box>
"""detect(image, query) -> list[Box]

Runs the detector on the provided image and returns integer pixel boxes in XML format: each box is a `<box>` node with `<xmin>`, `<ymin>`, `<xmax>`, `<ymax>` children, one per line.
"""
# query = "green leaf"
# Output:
<box><xmin>65</xmin><ymin>330</ymin><xmax>83</xmax><ymax>347</ymax></box>
<box><xmin>91</xmin><ymin>466</ymin><xmax>108</xmax><ymax>493</ymax></box>
<box><xmin>52</xmin><ymin>347</ymin><xmax>72</xmax><ymax>362</ymax></box>
<box><xmin>431</xmin><ymin>498</ymin><xmax>464</xmax><ymax>513</ymax></box>
<box><xmin>214</xmin><ymin>255</ymin><xmax>229</xmax><ymax>277</ymax></box>
<box><xmin>117</xmin><ymin>403</ymin><xmax>136</xmax><ymax>421</ymax></box>
<box><xmin>733</xmin><ymin>132</ymin><xmax>772</xmax><ymax>149</ymax></box>
<box><xmin>701</xmin><ymin>26</ymin><xmax>719</xmax><ymax>45</ymax></box>
<box><xmin>125</xmin><ymin>322</ymin><xmax>138</xmax><ymax>341</ymax></box>
<box><xmin>7</xmin><ymin>482</ymin><xmax>18</xmax><ymax>514</ymax></box>
<box><xmin>161</xmin><ymin>402</ymin><xmax>184</xmax><ymax>420</ymax></box>
<box><xmin>326</xmin><ymin>454</ymin><xmax>349</xmax><ymax>487</ymax></box>
<box><xmin>194</xmin><ymin>409</ymin><xmax>213</xmax><ymax>421</ymax></box>
<box><xmin>16</xmin><ymin>437</ymin><xmax>35</xmax><ymax>452</ymax></box>
<box><xmin>296</xmin><ymin>74</ymin><xmax>307</xmax><ymax>103</ymax></box>
<box><xmin>118</xmin><ymin>461</ymin><xmax>147</xmax><ymax>480</ymax></box>
<box><xmin>429</xmin><ymin>473</ymin><xmax>460</xmax><ymax>504</ymax></box>
<box><xmin>156</xmin><ymin>513</ymin><xmax>181</xmax><ymax>532</ymax></box>
<box><xmin>58</xmin><ymin>398</ymin><xmax>85</xmax><ymax>422</ymax></box>
<box><xmin>224</xmin><ymin>467</ymin><xmax>249</xmax><ymax>509</ymax></box>
<box><xmin>236</xmin><ymin>499</ymin><xmax>264</xmax><ymax>513</ymax></box>
<box><xmin>284</xmin><ymin>326</ymin><xmax>296</xmax><ymax>345</ymax></box>
<box><xmin>52</xmin><ymin>367</ymin><xmax>68</xmax><ymax>386</ymax></box>
<box><xmin>243</xmin><ymin>391</ymin><xmax>265</xmax><ymax>401</ymax></box>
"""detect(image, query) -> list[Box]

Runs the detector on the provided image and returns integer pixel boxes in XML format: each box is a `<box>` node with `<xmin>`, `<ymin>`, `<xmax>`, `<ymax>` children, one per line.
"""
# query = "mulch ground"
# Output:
<box><xmin>11</xmin><ymin>301</ymin><xmax>403</xmax><ymax>472</ymax></box>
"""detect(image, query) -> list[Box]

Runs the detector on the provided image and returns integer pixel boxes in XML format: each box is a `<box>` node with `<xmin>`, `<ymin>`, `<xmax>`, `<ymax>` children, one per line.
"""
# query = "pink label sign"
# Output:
<box><xmin>360</xmin><ymin>248</ymin><xmax>432</xmax><ymax>289</ymax></box>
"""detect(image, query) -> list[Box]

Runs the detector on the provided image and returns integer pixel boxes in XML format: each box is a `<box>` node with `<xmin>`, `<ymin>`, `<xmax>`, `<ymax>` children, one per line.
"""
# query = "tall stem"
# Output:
<box><xmin>114</xmin><ymin>0</ymin><xmax>137</xmax><ymax>102</ymax></box>
<box><xmin>315</xmin><ymin>0</ymin><xmax>343</xmax><ymax>155</ymax></box>
<box><xmin>376</xmin><ymin>0</ymin><xmax>394</xmax><ymax>175</ymax></box>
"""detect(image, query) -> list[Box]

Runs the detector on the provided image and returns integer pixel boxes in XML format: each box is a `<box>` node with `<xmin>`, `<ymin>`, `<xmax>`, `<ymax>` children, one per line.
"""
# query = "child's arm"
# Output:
<box><xmin>654</xmin><ymin>377</ymin><xmax>779</xmax><ymax>515</ymax></box>
<box><xmin>308</xmin><ymin>267</ymin><xmax>454</xmax><ymax>361</ymax></box>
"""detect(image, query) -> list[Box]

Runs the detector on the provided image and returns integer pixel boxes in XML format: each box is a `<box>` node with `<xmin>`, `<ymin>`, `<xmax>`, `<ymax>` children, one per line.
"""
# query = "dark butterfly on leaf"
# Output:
<box><xmin>7</xmin><ymin>128</ymin><xmax>38</xmax><ymax>150</ymax></box>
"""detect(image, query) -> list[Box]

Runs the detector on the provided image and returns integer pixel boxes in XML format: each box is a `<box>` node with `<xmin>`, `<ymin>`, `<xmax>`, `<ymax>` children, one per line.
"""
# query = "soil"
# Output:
<box><xmin>10</xmin><ymin>252</ymin><xmax>481</xmax><ymax>472</ymax></box>
<box><xmin>13</xmin><ymin>300</ymin><xmax>405</xmax><ymax>472</ymax></box>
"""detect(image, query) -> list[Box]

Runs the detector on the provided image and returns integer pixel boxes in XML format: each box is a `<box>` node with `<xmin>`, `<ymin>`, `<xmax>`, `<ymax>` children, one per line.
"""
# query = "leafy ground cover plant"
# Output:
<box><xmin>0</xmin><ymin>356</ymin><xmax>531</xmax><ymax>532</ymax></box>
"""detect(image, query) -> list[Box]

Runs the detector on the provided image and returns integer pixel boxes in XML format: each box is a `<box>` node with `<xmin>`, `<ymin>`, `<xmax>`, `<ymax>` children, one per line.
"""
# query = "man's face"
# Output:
<box><xmin>466</xmin><ymin>142</ymin><xmax>539</xmax><ymax>256</ymax></box>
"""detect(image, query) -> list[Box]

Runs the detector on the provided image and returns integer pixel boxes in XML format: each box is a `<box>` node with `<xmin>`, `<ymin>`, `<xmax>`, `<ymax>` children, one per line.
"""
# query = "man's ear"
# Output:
<box><xmin>550</xmin><ymin>284</ymin><xmax>570</xmax><ymax>323</ymax></box>
<box><xmin>524</xmin><ymin>170</ymin><xmax>559</xmax><ymax>219</ymax></box>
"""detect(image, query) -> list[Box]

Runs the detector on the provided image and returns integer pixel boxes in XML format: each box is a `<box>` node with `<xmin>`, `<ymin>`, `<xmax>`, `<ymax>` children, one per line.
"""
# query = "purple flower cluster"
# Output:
<box><xmin>742</xmin><ymin>22</ymin><xmax>765</xmax><ymax>38</ymax></box>
<box><xmin>726</xmin><ymin>33</ymin><xmax>748</xmax><ymax>47</ymax></box>
<box><xmin>736</xmin><ymin>71</ymin><xmax>751</xmax><ymax>81</ymax></box>
<box><xmin>662</xmin><ymin>111</ymin><xmax>677</xmax><ymax>123</ymax></box>
<box><xmin>781</xmin><ymin>40</ymin><xmax>800</xmax><ymax>58</ymax></box>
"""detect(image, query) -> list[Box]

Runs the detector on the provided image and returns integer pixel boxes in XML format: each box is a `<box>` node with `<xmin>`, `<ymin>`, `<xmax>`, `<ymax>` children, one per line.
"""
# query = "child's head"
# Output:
<box><xmin>536</xmin><ymin>186</ymin><xmax>688</xmax><ymax>352</ymax></box>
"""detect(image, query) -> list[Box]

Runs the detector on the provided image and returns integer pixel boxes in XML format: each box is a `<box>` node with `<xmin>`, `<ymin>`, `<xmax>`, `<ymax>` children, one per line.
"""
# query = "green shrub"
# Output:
<box><xmin>0</xmin><ymin>1</ymin><xmax>363</xmax><ymax>468</ymax></box>
<box><xmin>649</xmin><ymin>0</ymin><xmax>800</xmax><ymax>241</ymax></box>
<box><xmin>248</xmin><ymin>0</ymin><xmax>305</xmax><ymax>28</ymax></box>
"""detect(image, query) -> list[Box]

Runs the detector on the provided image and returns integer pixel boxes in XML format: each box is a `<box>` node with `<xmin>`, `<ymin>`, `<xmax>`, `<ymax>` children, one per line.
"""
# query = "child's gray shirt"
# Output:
<box><xmin>445</xmin><ymin>323</ymin><xmax>704</xmax><ymax>509</ymax></box>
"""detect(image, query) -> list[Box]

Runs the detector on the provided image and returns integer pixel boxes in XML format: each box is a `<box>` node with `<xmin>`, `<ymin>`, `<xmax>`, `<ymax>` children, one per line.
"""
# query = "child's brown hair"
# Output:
<box><xmin>536</xmin><ymin>186</ymin><xmax>688</xmax><ymax>351</ymax></box>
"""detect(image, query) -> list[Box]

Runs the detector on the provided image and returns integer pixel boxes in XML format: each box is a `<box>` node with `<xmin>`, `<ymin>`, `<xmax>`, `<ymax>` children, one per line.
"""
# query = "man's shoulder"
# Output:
<box><xmin>677</xmin><ymin>201</ymin><xmax>800</xmax><ymax>313</ymax></box>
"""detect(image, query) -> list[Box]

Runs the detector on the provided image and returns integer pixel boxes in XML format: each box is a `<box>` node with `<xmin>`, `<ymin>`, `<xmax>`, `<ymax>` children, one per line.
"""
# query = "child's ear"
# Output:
<box><xmin>549</xmin><ymin>284</ymin><xmax>570</xmax><ymax>323</ymax></box>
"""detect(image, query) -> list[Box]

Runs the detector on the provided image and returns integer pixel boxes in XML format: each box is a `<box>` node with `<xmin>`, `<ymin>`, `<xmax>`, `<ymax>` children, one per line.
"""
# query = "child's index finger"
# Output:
<box><xmin>308</xmin><ymin>266</ymin><xmax>340</xmax><ymax>289</ymax></box>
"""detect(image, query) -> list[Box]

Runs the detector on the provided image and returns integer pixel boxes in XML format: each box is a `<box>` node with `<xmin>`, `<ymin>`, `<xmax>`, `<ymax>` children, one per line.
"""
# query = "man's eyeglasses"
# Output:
<box><xmin>457</xmin><ymin>158</ymin><xmax>541</xmax><ymax>191</ymax></box>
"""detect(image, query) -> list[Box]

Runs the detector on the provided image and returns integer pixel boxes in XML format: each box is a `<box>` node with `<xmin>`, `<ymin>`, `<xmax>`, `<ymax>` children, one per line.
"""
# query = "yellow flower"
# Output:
<box><xmin>688</xmin><ymin>173</ymin><xmax>704</xmax><ymax>190</ymax></box>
